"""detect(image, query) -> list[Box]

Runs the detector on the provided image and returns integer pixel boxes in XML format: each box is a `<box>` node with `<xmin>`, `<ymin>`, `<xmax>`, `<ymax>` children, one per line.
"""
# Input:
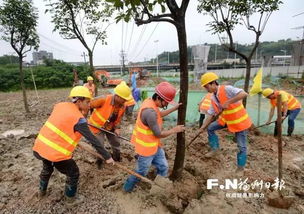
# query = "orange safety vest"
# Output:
<box><xmin>125</xmin><ymin>97</ymin><xmax>136</xmax><ymax>107</ymax></box>
<box><xmin>84</xmin><ymin>83</ymin><xmax>95</xmax><ymax>96</ymax></box>
<box><xmin>199</xmin><ymin>93</ymin><xmax>212</xmax><ymax>112</ymax></box>
<box><xmin>131</xmin><ymin>98</ymin><xmax>163</xmax><ymax>156</ymax></box>
<box><xmin>33</xmin><ymin>102</ymin><xmax>83</xmax><ymax>162</ymax></box>
<box><xmin>211</xmin><ymin>85</ymin><xmax>252</xmax><ymax>132</ymax></box>
<box><xmin>270</xmin><ymin>91</ymin><xmax>301</xmax><ymax>110</ymax></box>
<box><xmin>89</xmin><ymin>95</ymin><xmax>125</xmax><ymax>133</ymax></box>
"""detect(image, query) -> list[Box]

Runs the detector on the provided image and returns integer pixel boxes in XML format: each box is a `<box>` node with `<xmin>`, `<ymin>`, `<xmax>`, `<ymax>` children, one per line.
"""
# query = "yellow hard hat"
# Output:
<box><xmin>114</xmin><ymin>81</ymin><xmax>132</xmax><ymax>100</ymax></box>
<box><xmin>262</xmin><ymin>88</ymin><xmax>274</xmax><ymax>98</ymax></box>
<box><xmin>201</xmin><ymin>72</ymin><xmax>219</xmax><ymax>87</ymax></box>
<box><xmin>87</xmin><ymin>76</ymin><xmax>93</xmax><ymax>81</ymax></box>
<box><xmin>69</xmin><ymin>86</ymin><xmax>92</xmax><ymax>99</ymax></box>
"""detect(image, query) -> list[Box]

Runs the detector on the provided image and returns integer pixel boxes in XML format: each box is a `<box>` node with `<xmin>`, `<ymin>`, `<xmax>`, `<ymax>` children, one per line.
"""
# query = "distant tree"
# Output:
<box><xmin>46</xmin><ymin>0</ymin><xmax>113</xmax><ymax>94</ymax></box>
<box><xmin>0</xmin><ymin>0</ymin><xmax>39</xmax><ymax>113</ymax></box>
<box><xmin>198</xmin><ymin>0</ymin><xmax>282</xmax><ymax>106</ymax></box>
<box><xmin>108</xmin><ymin>0</ymin><xmax>190</xmax><ymax>180</ymax></box>
<box><xmin>0</xmin><ymin>55</ymin><xmax>19</xmax><ymax>65</ymax></box>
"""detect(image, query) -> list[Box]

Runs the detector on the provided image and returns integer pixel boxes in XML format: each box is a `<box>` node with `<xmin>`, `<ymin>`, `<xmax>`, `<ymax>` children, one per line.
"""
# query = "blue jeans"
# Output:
<box><xmin>287</xmin><ymin>108</ymin><xmax>301</xmax><ymax>129</ymax></box>
<box><xmin>123</xmin><ymin>147</ymin><xmax>168</xmax><ymax>192</ymax></box>
<box><xmin>207</xmin><ymin>120</ymin><xmax>248</xmax><ymax>167</ymax></box>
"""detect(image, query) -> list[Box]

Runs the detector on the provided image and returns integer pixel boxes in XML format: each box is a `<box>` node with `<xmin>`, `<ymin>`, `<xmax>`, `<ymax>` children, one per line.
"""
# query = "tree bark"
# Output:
<box><xmin>243</xmin><ymin>59</ymin><xmax>251</xmax><ymax>107</ymax></box>
<box><xmin>88</xmin><ymin>50</ymin><xmax>98</xmax><ymax>96</ymax></box>
<box><xmin>170</xmin><ymin>18</ymin><xmax>188</xmax><ymax>181</ymax></box>
<box><xmin>19</xmin><ymin>55</ymin><xmax>29</xmax><ymax>113</ymax></box>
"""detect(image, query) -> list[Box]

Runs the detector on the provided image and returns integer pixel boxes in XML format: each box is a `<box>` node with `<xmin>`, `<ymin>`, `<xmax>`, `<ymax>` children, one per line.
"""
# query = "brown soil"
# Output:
<box><xmin>0</xmin><ymin>88</ymin><xmax>303</xmax><ymax>214</ymax></box>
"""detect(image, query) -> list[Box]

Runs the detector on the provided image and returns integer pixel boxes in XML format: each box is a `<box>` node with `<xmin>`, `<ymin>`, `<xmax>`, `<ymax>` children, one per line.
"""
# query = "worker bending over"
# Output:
<box><xmin>33</xmin><ymin>86</ymin><xmax>113</xmax><ymax>204</ymax></box>
<box><xmin>123</xmin><ymin>82</ymin><xmax>185</xmax><ymax>192</ymax></box>
<box><xmin>262</xmin><ymin>88</ymin><xmax>301</xmax><ymax>136</ymax></box>
<box><xmin>89</xmin><ymin>81</ymin><xmax>132</xmax><ymax>164</ymax></box>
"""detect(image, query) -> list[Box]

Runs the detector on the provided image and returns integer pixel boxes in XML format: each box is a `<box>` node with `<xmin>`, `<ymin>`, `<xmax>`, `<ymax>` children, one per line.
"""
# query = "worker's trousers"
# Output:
<box><xmin>96</xmin><ymin>131</ymin><xmax>120</xmax><ymax>152</ymax></box>
<box><xmin>274</xmin><ymin>108</ymin><xmax>301</xmax><ymax>136</ymax></box>
<box><xmin>207</xmin><ymin>121</ymin><xmax>248</xmax><ymax>167</ymax></box>
<box><xmin>34</xmin><ymin>151</ymin><xmax>79</xmax><ymax>190</ymax></box>
<box><xmin>123</xmin><ymin>147</ymin><xmax>168</xmax><ymax>192</ymax></box>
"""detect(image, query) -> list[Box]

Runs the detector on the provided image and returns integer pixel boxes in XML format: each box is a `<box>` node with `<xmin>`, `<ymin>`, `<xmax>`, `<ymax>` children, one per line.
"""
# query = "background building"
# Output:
<box><xmin>32</xmin><ymin>50</ymin><xmax>53</xmax><ymax>65</ymax></box>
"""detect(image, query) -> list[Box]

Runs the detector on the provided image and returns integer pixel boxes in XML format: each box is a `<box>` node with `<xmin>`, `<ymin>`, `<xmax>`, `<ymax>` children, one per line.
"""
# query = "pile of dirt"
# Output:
<box><xmin>0</xmin><ymin>88</ymin><xmax>304</xmax><ymax>213</ymax></box>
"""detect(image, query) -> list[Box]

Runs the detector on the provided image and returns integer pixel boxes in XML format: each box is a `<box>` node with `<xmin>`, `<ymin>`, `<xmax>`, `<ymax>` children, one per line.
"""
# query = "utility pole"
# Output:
<box><xmin>167</xmin><ymin>52</ymin><xmax>170</xmax><ymax>64</ymax></box>
<box><xmin>214</xmin><ymin>44</ymin><xmax>217</xmax><ymax>63</ymax></box>
<box><xmin>120</xmin><ymin>50</ymin><xmax>127</xmax><ymax>75</ymax></box>
<box><xmin>81</xmin><ymin>52</ymin><xmax>88</xmax><ymax>75</ymax></box>
<box><xmin>154</xmin><ymin>40</ymin><xmax>159</xmax><ymax>77</ymax></box>
<box><xmin>81</xmin><ymin>52</ymin><xmax>88</xmax><ymax>64</ymax></box>
<box><xmin>234</xmin><ymin>42</ymin><xmax>238</xmax><ymax>69</ymax></box>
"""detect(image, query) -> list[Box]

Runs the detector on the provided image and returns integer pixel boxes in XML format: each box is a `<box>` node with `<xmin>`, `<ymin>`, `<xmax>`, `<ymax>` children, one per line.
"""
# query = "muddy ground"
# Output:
<box><xmin>0</xmin><ymin>87</ymin><xmax>304</xmax><ymax>214</ymax></box>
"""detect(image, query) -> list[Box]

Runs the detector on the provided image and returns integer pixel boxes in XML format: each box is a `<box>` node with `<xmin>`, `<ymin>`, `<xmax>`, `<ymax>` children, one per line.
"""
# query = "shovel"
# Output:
<box><xmin>267</xmin><ymin>95</ymin><xmax>294</xmax><ymax>209</ymax></box>
<box><xmin>78</xmin><ymin>141</ymin><xmax>163</xmax><ymax>188</ymax></box>
<box><xmin>186</xmin><ymin>112</ymin><xmax>221</xmax><ymax>150</ymax></box>
<box><xmin>253</xmin><ymin>120</ymin><xmax>277</xmax><ymax>129</ymax></box>
<box><xmin>88</xmin><ymin>123</ymin><xmax>132</xmax><ymax>143</ymax></box>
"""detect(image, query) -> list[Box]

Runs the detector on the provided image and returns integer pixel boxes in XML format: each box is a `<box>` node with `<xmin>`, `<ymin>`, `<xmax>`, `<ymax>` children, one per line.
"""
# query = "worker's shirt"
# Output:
<box><xmin>90</xmin><ymin>95</ymin><xmax>123</xmax><ymax>130</ymax></box>
<box><xmin>74</xmin><ymin>118</ymin><xmax>111</xmax><ymax>160</ymax></box>
<box><xmin>84</xmin><ymin>83</ymin><xmax>95</xmax><ymax>97</ymax></box>
<box><xmin>270</xmin><ymin>91</ymin><xmax>288</xmax><ymax>108</ymax></box>
<box><xmin>141</xmin><ymin>108</ymin><xmax>161</xmax><ymax>137</ymax></box>
<box><xmin>207</xmin><ymin>85</ymin><xmax>243</xmax><ymax>115</ymax></box>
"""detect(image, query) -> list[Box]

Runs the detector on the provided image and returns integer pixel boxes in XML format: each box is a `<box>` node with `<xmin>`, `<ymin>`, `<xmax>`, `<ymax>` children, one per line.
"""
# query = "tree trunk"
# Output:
<box><xmin>88</xmin><ymin>50</ymin><xmax>98</xmax><ymax>96</ymax></box>
<box><xmin>19</xmin><ymin>55</ymin><xmax>29</xmax><ymax>113</ymax></box>
<box><xmin>243</xmin><ymin>60</ymin><xmax>251</xmax><ymax>107</ymax></box>
<box><xmin>170</xmin><ymin>19</ymin><xmax>188</xmax><ymax>181</ymax></box>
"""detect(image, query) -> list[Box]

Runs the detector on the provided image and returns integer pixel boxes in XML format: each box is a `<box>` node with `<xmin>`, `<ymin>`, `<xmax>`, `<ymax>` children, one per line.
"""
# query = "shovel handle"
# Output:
<box><xmin>78</xmin><ymin>141</ymin><xmax>154</xmax><ymax>186</ymax></box>
<box><xmin>88</xmin><ymin>123</ymin><xmax>131</xmax><ymax>143</ymax></box>
<box><xmin>254</xmin><ymin>120</ymin><xmax>276</xmax><ymax>129</ymax></box>
<box><xmin>187</xmin><ymin>112</ymin><xmax>222</xmax><ymax>149</ymax></box>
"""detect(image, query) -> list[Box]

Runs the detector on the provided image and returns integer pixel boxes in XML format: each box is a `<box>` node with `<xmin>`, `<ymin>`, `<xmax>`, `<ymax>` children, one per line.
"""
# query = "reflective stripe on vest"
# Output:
<box><xmin>200</xmin><ymin>93</ymin><xmax>212</xmax><ymax>111</ymax></box>
<box><xmin>212</xmin><ymin>85</ymin><xmax>252</xmax><ymax>132</ymax></box>
<box><xmin>33</xmin><ymin>102</ymin><xmax>83</xmax><ymax>162</ymax></box>
<box><xmin>131</xmin><ymin>98</ymin><xmax>163</xmax><ymax>156</ymax></box>
<box><xmin>89</xmin><ymin>95</ymin><xmax>125</xmax><ymax>133</ymax></box>
<box><xmin>271</xmin><ymin>91</ymin><xmax>301</xmax><ymax>110</ymax></box>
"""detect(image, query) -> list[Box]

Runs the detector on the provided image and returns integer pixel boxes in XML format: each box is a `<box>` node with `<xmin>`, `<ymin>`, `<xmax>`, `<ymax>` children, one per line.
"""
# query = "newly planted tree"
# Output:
<box><xmin>108</xmin><ymin>0</ymin><xmax>190</xmax><ymax>180</ymax></box>
<box><xmin>46</xmin><ymin>0</ymin><xmax>113</xmax><ymax>93</ymax></box>
<box><xmin>0</xmin><ymin>0</ymin><xmax>39</xmax><ymax>113</ymax></box>
<box><xmin>198</xmin><ymin>0</ymin><xmax>282</xmax><ymax>106</ymax></box>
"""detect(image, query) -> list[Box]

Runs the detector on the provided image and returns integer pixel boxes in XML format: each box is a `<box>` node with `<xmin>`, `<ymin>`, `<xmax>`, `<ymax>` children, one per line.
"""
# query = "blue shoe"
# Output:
<box><xmin>123</xmin><ymin>179</ymin><xmax>136</xmax><ymax>192</ymax></box>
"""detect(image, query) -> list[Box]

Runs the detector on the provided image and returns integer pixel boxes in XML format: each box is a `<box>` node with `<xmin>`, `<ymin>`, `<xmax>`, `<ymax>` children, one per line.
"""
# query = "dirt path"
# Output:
<box><xmin>0</xmin><ymin>88</ymin><xmax>303</xmax><ymax>213</ymax></box>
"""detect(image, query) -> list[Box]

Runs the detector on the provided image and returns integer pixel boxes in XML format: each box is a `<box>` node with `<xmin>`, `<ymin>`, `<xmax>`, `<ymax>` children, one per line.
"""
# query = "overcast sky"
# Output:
<box><xmin>0</xmin><ymin>0</ymin><xmax>303</xmax><ymax>65</ymax></box>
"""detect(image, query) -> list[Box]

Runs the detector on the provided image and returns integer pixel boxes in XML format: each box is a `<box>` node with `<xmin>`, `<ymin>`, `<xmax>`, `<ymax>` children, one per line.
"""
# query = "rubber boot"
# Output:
<box><xmin>64</xmin><ymin>184</ymin><xmax>83</xmax><ymax>207</ymax></box>
<box><xmin>38</xmin><ymin>180</ymin><xmax>48</xmax><ymax>197</ymax></box>
<box><xmin>96</xmin><ymin>158</ymin><xmax>103</xmax><ymax>169</ymax></box>
<box><xmin>112</xmin><ymin>150</ymin><xmax>121</xmax><ymax>162</ymax></box>
<box><xmin>287</xmin><ymin>126</ymin><xmax>294</xmax><ymax>136</ymax></box>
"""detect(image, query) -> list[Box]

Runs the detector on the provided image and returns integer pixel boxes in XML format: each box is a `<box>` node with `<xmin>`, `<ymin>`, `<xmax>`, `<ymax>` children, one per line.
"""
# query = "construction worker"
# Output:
<box><xmin>198</xmin><ymin>93</ymin><xmax>212</xmax><ymax>127</ymax></box>
<box><xmin>123</xmin><ymin>82</ymin><xmax>185</xmax><ymax>192</ymax></box>
<box><xmin>84</xmin><ymin>76</ymin><xmax>96</xmax><ymax>97</ymax></box>
<box><xmin>89</xmin><ymin>81</ymin><xmax>132</xmax><ymax>164</ymax></box>
<box><xmin>199</xmin><ymin>72</ymin><xmax>252</xmax><ymax>171</ymax></box>
<box><xmin>262</xmin><ymin>88</ymin><xmax>301</xmax><ymax>136</ymax></box>
<box><xmin>32</xmin><ymin>86</ymin><xmax>114</xmax><ymax>204</ymax></box>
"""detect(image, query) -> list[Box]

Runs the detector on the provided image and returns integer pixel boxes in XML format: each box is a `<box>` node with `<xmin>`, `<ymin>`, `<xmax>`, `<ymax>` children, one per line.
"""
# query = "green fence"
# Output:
<box><xmin>137</xmin><ymin>89</ymin><xmax>304</xmax><ymax>135</ymax></box>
